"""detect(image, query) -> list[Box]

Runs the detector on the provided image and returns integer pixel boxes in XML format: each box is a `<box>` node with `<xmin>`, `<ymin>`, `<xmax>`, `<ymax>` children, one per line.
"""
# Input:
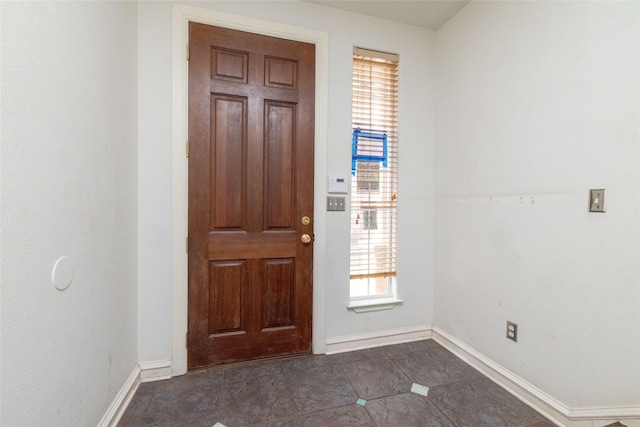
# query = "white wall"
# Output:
<box><xmin>137</xmin><ymin>0</ymin><xmax>173</xmax><ymax>365</ymax></box>
<box><xmin>0</xmin><ymin>2</ymin><xmax>139</xmax><ymax>425</ymax></box>
<box><xmin>435</xmin><ymin>1</ymin><xmax>640</xmax><ymax>409</ymax></box>
<box><xmin>137</xmin><ymin>0</ymin><xmax>436</xmax><ymax>367</ymax></box>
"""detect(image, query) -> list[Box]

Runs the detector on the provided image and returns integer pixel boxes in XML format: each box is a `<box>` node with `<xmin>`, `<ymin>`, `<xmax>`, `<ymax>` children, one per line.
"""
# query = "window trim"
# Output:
<box><xmin>347</xmin><ymin>296</ymin><xmax>404</xmax><ymax>313</ymax></box>
<box><xmin>349</xmin><ymin>46</ymin><xmax>399</xmax><ymax>304</ymax></box>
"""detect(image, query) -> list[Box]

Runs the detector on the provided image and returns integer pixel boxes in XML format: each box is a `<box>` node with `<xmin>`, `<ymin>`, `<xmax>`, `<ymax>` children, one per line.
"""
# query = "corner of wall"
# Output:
<box><xmin>432</xmin><ymin>327</ymin><xmax>640</xmax><ymax>427</ymax></box>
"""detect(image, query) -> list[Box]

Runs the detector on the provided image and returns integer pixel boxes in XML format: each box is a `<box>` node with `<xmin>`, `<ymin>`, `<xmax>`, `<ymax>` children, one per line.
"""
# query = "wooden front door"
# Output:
<box><xmin>187</xmin><ymin>23</ymin><xmax>315</xmax><ymax>368</ymax></box>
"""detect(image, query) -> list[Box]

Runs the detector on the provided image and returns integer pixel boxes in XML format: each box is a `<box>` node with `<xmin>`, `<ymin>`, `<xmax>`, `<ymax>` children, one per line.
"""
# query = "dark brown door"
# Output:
<box><xmin>187</xmin><ymin>23</ymin><xmax>315</xmax><ymax>368</ymax></box>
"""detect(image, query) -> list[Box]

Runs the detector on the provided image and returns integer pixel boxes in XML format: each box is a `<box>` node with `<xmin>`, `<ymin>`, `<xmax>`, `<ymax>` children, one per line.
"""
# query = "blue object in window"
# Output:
<box><xmin>352</xmin><ymin>128</ymin><xmax>387</xmax><ymax>175</ymax></box>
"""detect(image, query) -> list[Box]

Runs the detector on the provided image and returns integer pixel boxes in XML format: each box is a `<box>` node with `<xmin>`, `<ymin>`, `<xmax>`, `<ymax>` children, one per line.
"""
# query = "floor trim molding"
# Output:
<box><xmin>139</xmin><ymin>359</ymin><xmax>172</xmax><ymax>383</ymax></box>
<box><xmin>431</xmin><ymin>326</ymin><xmax>640</xmax><ymax>427</ymax></box>
<box><xmin>97</xmin><ymin>364</ymin><xmax>140</xmax><ymax>427</ymax></box>
<box><xmin>325</xmin><ymin>324</ymin><xmax>432</xmax><ymax>354</ymax></box>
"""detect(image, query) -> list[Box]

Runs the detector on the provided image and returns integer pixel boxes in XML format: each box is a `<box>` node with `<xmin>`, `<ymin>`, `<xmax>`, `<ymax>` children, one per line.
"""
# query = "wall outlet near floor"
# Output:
<box><xmin>506</xmin><ymin>321</ymin><xmax>518</xmax><ymax>342</ymax></box>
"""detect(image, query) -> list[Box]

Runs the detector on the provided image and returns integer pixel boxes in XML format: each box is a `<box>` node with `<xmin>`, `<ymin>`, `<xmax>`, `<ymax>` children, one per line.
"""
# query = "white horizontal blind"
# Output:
<box><xmin>350</xmin><ymin>48</ymin><xmax>398</xmax><ymax>294</ymax></box>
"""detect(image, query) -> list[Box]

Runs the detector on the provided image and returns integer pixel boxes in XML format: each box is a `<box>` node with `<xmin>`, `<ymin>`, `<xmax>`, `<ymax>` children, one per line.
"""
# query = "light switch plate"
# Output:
<box><xmin>327</xmin><ymin>196</ymin><xmax>346</xmax><ymax>211</ymax></box>
<box><xmin>589</xmin><ymin>189</ymin><xmax>606</xmax><ymax>213</ymax></box>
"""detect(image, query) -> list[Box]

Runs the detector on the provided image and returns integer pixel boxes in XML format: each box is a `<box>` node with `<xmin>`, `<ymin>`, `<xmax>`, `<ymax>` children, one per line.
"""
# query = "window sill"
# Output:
<box><xmin>347</xmin><ymin>297</ymin><xmax>403</xmax><ymax>313</ymax></box>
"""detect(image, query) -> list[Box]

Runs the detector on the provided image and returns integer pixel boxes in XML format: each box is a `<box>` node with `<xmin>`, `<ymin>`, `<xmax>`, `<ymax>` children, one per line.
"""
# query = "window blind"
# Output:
<box><xmin>350</xmin><ymin>48</ymin><xmax>398</xmax><ymax>286</ymax></box>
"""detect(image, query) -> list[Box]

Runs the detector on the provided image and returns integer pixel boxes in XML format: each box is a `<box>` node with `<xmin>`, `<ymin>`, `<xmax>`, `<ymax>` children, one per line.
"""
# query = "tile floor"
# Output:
<box><xmin>118</xmin><ymin>339</ymin><xmax>557</xmax><ymax>427</ymax></box>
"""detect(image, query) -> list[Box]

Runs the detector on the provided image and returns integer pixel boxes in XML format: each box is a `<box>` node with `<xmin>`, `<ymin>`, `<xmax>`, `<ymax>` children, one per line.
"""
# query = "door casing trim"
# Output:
<box><xmin>171</xmin><ymin>3</ymin><xmax>329</xmax><ymax>375</ymax></box>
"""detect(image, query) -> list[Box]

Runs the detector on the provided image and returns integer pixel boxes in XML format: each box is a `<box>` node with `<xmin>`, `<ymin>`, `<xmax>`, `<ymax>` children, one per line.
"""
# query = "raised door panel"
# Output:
<box><xmin>210</xmin><ymin>95</ymin><xmax>247</xmax><ymax>230</ymax></box>
<box><xmin>264</xmin><ymin>102</ymin><xmax>295</xmax><ymax>230</ymax></box>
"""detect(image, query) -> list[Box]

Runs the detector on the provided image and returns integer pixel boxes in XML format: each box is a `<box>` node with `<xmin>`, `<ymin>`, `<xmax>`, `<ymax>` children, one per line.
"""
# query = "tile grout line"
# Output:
<box><xmin>336</xmin><ymin>357</ymin><xmax>383</xmax><ymax>427</ymax></box>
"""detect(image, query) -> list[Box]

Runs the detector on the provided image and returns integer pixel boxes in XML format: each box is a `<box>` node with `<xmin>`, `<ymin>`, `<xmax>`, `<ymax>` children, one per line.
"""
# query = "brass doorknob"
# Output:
<box><xmin>301</xmin><ymin>234</ymin><xmax>312</xmax><ymax>244</ymax></box>
<box><xmin>301</xmin><ymin>216</ymin><xmax>311</xmax><ymax>226</ymax></box>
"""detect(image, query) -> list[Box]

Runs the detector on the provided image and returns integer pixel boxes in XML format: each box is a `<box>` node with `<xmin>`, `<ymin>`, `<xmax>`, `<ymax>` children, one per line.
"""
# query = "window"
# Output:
<box><xmin>350</xmin><ymin>47</ymin><xmax>398</xmax><ymax>300</ymax></box>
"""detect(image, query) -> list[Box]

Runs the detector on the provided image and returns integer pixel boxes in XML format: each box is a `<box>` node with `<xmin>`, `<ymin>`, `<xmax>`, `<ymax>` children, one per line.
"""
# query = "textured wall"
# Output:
<box><xmin>435</xmin><ymin>1</ymin><xmax>640</xmax><ymax>408</ymax></box>
<box><xmin>1</xmin><ymin>2</ymin><xmax>138</xmax><ymax>425</ymax></box>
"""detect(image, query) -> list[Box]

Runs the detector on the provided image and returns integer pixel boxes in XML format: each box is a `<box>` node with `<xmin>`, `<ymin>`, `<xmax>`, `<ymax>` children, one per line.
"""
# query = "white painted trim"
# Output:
<box><xmin>171</xmin><ymin>3</ymin><xmax>189</xmax><ymax>377</ymax></box>
<box><xmin>325</xmin><ymin>325</ymin><xmax>432</xmax><ymax>354</ymax></box>
<box><xmin>97</xmin><ymin>365</ymin><xmax>141</xmax><ymax>427</ymax></box>
<box><xmin>171</xmin><ymin>4</ymin><xmax>330</xmax><ymax>374</ymax></box>
<box><xmin>431</xmin><ymin>326</ymin><xmax>640</xmax><ymax>427</ymax></box>
<box><xmin>569</xmin><ymin>406</ymin><xmax>640</xmax><ymax>421</ymax></box>
<box><xmin>347</xmin><ymin>297</ymin><xmax>404</xmax><ymax>313</ymax></box>
<box><xmin>139</xmin><ymin>359</ymin><xmax>172</xmax><ymax>383</ymax></box>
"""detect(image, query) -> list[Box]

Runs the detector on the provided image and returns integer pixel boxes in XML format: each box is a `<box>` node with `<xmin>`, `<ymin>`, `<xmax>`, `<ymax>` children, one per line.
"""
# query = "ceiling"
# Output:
<box><xmin>304</xmin><ymin>0</ymin><xmax>470</xmax><ymax>30</ymax></box>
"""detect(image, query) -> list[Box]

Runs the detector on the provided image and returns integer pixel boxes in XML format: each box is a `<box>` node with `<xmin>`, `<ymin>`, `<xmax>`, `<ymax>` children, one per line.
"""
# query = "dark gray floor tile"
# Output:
<box><xmin>473</xmin><ymin>378</ymin><xmax>547</xmax><ymax>425</ymax></box>
<box><xmin>365</xmin><ymin>392</ymin><xmax>456</xmax><ymax>427</ymax></box>
<box><xmin>154</xmin><ymin>369</ymin><xmax>223</xmax><ymax>393</ymax></box>
<box><xmin>404</xmin><ymin>339</ymin><xmax>442</xmax><ymax>354</ymax></box>
<box><xmin>119</xmin><ymin>340</ymin><xmax>555</xmax><ymax>427</ymax></box>
<box><xmin>341</xmin><ymin>358</ymin><xmax>412</xmax><ymax>400</ymax></box>
<box><xmin>140</xmin><ymin>385</ymin><xmax>221</xmax><ymax>427</ymax></box>
<box><xmin>218</xmin><ymin>373</ymin><xmax>298</xmax><ymax>426</ymax></box>
<box><xmin>391</xmin><ymin>345</ymin><xmax>482</xmax><ymax>387</ymax></box>
<box><xmin>135</xmin><ymin>381</ymin><xmax>159</xmax><ymax>396</ymax></box>
<box><xmin>474</xmin><ymin>377</ymin><xmax>523</xmax><ymax>405</ymax></box>
<box><xmin>248</xmin><ymin>417</ymin><xmax>299</xmax><ymax>427</ymax></box>
<box><xmin>327</xmin><ymin>340</ymin><xmax>436</xmax><ymax>365</ymax></box>
<box><xmin>372</xmin><ymin>340</ymin><xmax>438</xmax><ymax>358</ymax></box>
<box><xmin>429</xmin><ymin>380</ymin><xmax>541</xmax><ymax>427</ymax></box>
<box><xmin>325</xmin><ymin>348</ymin><xmax>371</xmax><ymax>365</ymax></box>
<box><xmin>287</xmin><ymin>365</ymin><xmax>359</xmax><ymax>413</ymax></box>
<box><xmin>297</xmin><ymin>404</ymin><xmax>375</xmax><ymax>427</ymax></box>
<box><xmin>280</xmin><ymin>354</ymin><xmax>334</xmax><ymax>373</ymax></box>
<box><xmin>223</xmin><ymin>360</ymin><xmax>284</xmax><ymax>384</ymax></box>
<box><xmin>527</xmin><ymin>421</ymin><xmax>559</xmax><ymax>427</ymax></box>
<box><xmin>355</xmin><ymin>344</ymin><xmax>407</xmax><ymax>360</ymax></box>
<box><xmin>117</xmin><ymin>390</ymin><xmax>154</xmax><ymax>427</ymax></box>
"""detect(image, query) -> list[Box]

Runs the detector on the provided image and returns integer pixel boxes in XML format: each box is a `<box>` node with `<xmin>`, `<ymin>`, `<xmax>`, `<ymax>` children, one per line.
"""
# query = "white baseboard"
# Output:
<box><xmin>139</xmin><ymin>359</ymin><xmax>172</xmax><ymax>383</ymax></box>
<box><xmin>431</xmin><ymin>326</ymin><xmax>640</xmax><ymax>427</ymax></box>
<box><xmin>97</xmin><ymin>364</ymin><xmax>141</xmax><ymax>427</ymax></box>
<box><xmin>325</xmin><ymin>324</ymin><xmax>432</xmax><ymax>354</ymax></box>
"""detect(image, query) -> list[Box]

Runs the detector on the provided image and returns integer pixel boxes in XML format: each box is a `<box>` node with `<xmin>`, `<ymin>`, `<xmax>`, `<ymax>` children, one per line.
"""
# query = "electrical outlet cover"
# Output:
<box><xmin>589</xmin><ymin>189</ymin><xmax>606</xmax><ymax>213</ymax></box>
<box><xmin>506</xmin><ymin>321</ymin><xmax>518</xmax><ymax>342</ymax></box>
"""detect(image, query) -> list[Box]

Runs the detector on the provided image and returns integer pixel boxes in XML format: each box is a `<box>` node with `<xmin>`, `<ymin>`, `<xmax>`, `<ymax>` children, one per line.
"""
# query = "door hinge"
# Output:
<box><xmin>186</xmin><ymin>236</ymin><xmax>189</xmax><ymax>253</ymax></box>
<box><xmin>187</xmin><ymin>43</ymin><xmax>190</xmax><ymax>61</ymax></box>
<box><xmin>186</xmin><ymin>140</ymin><xmax>189</xmax><ymax>157</ymax></box>
<box><xmin>185</xmin><ymin>330</ymin><xmax>189</xmax><ymax>348</ymax></box>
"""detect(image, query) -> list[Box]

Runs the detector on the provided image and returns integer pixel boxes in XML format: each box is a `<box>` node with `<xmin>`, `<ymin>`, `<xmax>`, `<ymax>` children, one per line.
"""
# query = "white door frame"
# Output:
<box><xmin>171</xmin><ymin>3</ymin><xmax>329</xmax><ymax>375</ymax></box>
